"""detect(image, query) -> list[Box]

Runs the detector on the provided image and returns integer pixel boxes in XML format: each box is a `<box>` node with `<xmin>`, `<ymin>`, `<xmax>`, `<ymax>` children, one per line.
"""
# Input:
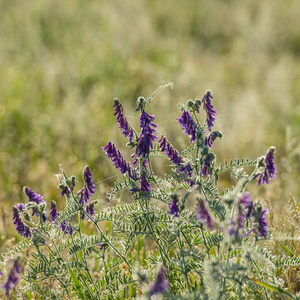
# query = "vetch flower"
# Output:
<box><xmin>257</xmin><ymin>207</ymin><xmax>268</xmax><ymax>237</ymax></box>
<box><xmin>238</xmin><ymin>192</ymin><xmax>253</xmax><ymax>219</ymax></box>
<box><xmin>202</xmin><ymin>153</ymin><xmax>215</xmax><ymax>176</ymax></box>
<box><xmin>140</xmin><ymin>172</ymin><xmax>151</xmax><ymax>199</ymax></box>
<box><xmin>256</xmin><ymin>147</ymin><xmax>276</xmax><ymax>185</ymax></box>
<box><xmin>50</xmin><ymin>201</ymin><xmax>58</xmax><ymax>224</ymax></box>
<box><xmin>60</xmin><ymin>185</ymin><xmax>70</xmax><ymax>197</ymax></box>
<box><xmin>227</xmin><ymin>203</ymin><xmax>246</xmax><ymax>239</ymax></box>
<box><xmin>202</xmin><ymin>90</ymin><xmax>217</xmax><ymax>131</ymax></box>
<box><xmin>76</xmin><ymin>166</ymin><xmax>95</xmax><ymax>206</ymax></box>
<box><xmin>12</xmin><ymin>207</ymin><xmax>31</xmax><ymax>238</ymax></box>
<box><xmin>102</xmin><ymin>141</ymin><xmax>137</xmax><ymax>179</ymax></box>
<box><xmin>197</xmin><ymin>198</ymin><xmax>213</xmax><ymax>230</ymax></box>
<box><xmin>85</xmin><ymin>202</ymin><xmax>95</xmax><ymax>219</ymax></box>
<box><xmin>98</xmin><ymin>243</ymin><xmax>105</xmax><ymax>251</ymax></box>
<box><xmin>148</xmin><ymin>265</ymin><xmax>168</xmax><ymax>297</ymax></box>
<box><xmin>83</xmin><ymin>166</ymin><xmax>95</xmax><ymax>197</ymax></box>
<box><xmin>158</xmin><ymin>135</ymin><xmax>193</xmax><ymax>177</ymax></box>
<box><xmin>16</xmin><ymin>203</ymin><xmax>26</xmax><ymax>211</ymax></box>
<box><xmin>167</xmin><ymin>194</ymin><xmax>179</xmax><ymax>218</ymax></box>
<box><xmin>113</xmin><ymin>98</ymin><xmax>134</xmax><ymax>142</ymax></box>
<box><xmin>177</xmin><ymin>110</ymin><xmax>197</xmax><ymax>143</ymax></box>
<box><xmin>204</xmin><ymin>131</ymin><xmax>223</xmax><ymax>148</ymax></box>
<box><xmin>60</xmin><ymin>221</ymin><xmax>73</xmax><ymax>235</ymax></box>
<box><xmin>133</xmin><ymin>109</ymin><xmax>157</xmax><ymax>160</ymax></box>
<box><xmin>24</xmin><ymin>187</ymin><xmax>47</xmax><ymax>222</ymax></box>
<box><xmin>2</xmin><ymin>259</ymin><xmax>22</xmax><ymax>296</ymax></box>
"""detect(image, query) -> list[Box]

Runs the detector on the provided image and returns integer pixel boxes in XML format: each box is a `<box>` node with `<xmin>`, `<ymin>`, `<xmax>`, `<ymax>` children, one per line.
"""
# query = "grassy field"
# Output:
<box><xmin>1</xmin><ymin>0</ymin><xmax>300</xmax><ymax>247</ymax></box>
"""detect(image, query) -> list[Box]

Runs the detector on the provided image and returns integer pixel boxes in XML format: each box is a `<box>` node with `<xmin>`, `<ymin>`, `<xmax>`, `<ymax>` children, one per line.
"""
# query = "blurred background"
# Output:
<box><xmin>1</xmin><ymin>0</ymin><xmax>300</xmax><ymax>244</ymax></box>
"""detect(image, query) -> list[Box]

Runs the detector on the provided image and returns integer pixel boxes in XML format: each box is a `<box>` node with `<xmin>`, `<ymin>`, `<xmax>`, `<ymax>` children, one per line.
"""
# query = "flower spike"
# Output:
<box><xmin>202</xmin><ymin>90</ymin><xmax>217</xmax><ymax>131</ymax></box>
<box><xmin>177</xmin><ymin>110</ymin><xmax>197</xmax><ymax>143</ymax></box>
<box><xmin>113</xmin><ymin>98</ymin><xmax>134</xmax><ymax>142</ymax></box>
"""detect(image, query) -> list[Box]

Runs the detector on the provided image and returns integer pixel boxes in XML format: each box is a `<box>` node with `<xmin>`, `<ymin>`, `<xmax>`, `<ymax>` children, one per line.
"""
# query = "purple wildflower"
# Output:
<box><xmin>85</xmin><ymin>203</ymin><xmax>95</xmax><ymax>219</ymax></box>
<box><xmin>83</xmin><ymin>166</ymin><xmax>95</xmax><ymax>197</ymax></box>
<box><xmin>133</xmin><ymin>110</ymin><xmax>157</xmax><ymax>161</ymax></box>
<box><xmin>158</xmin><ymin>135</ymin><xmax>194</xmax><ymax>186</ymax></box>
<box><xmin>102</xmin><ymin>141</ymin><xmax>137</xmax><ymax>179</ymax></box>
<box><xmin>16</xmin><ymin>203</ymin><xmax>26</xmax><ymax>211</ymax></box>
<box><xmin>202</xmin><ymin>153</ymin><xmax>214</xmax><ymax>176</ymax></box>
<box><xmin>204</xmin><ymin>131</ymin><xmax>223</xmax><ymax>148</ymax></box>
<box><xmin>75</xmin><ymin>166</ymin><xmax>95</xmax><ymax>205</ymax></box>
<box><xmin>159</xmin><ymin>135</ymin><xmax>192</xmax><ymax>175</ymax></box>
<box><xmin>2</xmin><ymin>259</ymin><xmax>22</xmax><ymax>296</ymax></box>
<box><xmin>177</xmin><ymin>110</ymin><xmax>197</xmax><ymax>143</ymax></box>
<box><xmin>60</xmin><ymin>220</ymin><xmax>73</xmax><ymax>235</ymax></box>
<box><xmin>60</xmin><ymin>185</ymin><xmax>70</xmax><ymax>197</ymax></box>
<box><xmin>24</xmin><ymin>187</ymin><xmax>45</xmax><ymax>206</ymax></box>
<box><xmin>140</xmin><ymin>171</ymin><xmax>151</xmax><ymax>199</ymax></box>
<box><xmin>98</xmin><ymin>243</ymin><xmax>105</xmax><ymax>251</ymax></box>
<box><xmin>113</xmin><ymin>98</ymin><xmax>134</xmax><ymax>142</ymax></box>
<box><xmin>197</xmin><ymin>198</ymin><xmax>213</xmax><ymax>230</ymax></box>
<box><xmin>24</xmin><ymin>187</ymin><xmax>47</xmax><ymax>222</ymax></box>
<box><xmin>50</xmin><ymin>201</ymin><xmax>58</xmax><ymax>224</ymax></box>
<box><xmin>148</xmin><ymin>265</ymin><xmax>168</xmax><ymax>297</ymax></box>
<box><xmin>257</xmin><ymin>147</ymin><xmax>276</xmax><ymax>185</ymax></box>
<box><xmin>167</xmin><ymin>194</ymin><xmax>179</xmax><ymax>218</ymax></box>
<box><xmin>227</xmin><ymin>204</ymin><xmax>246</xmax><ymax>239</ymax></box>
<box><xmin>202</xmin><ymin>90</ymin><xmax>217</xmax><ymax>131</ymax></box>
<box><xmin>12</xmin><ymin>207</ymin><xmax>31</xmax><ymax>238</ymax></box>
<box><xmin>257</xmin><ymin>207</ymin><xmax>268</xmax><ymax>237</ymax></box>
<box><xmin>238</xmin><ymin>192</ymin><xmax>254</xmax><ymax>219</ymax></box>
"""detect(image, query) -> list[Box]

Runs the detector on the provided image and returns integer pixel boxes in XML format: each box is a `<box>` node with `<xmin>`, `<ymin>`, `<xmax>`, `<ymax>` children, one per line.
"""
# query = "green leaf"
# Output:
<box><xmin>249</xmin><ymin>278</ymin><xmax>295</xmax><ymax>298</ymax></box>
<box><xmin>68</xmin><ymin>267</ymin><xmax>86</xmax><ymax>300</ymax></box>
<box><xmin>277</xmin><ymin>240</ymin><xmax>295</xmax><ymax>257</ymax></box>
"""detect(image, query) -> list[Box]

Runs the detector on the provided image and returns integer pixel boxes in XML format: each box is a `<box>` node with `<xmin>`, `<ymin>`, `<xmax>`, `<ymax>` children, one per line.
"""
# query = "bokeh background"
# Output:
<box><xmin>1</xmin><ymin>0</ymin><xmax>300</xmax><ymax>245</ymax></box>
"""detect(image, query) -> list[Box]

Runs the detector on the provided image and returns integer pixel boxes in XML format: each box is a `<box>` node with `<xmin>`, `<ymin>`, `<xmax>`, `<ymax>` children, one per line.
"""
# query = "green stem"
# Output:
<box><xmin>140</xmin><ymin>199</ymin><xmax>170</xmax><ymax>265</ymax></box>
<box><xmin>177</xmin><ymin>227</ymin><xmax>191</xmax><ymax>293</ymax></box>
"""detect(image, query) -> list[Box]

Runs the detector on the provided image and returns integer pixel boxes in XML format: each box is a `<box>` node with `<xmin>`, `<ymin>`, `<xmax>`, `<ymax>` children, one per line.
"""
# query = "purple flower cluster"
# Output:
<box><xmin>113</xmin><ymin>98</ymin><xmax>134</xmax><ymax>142</ymax></box>
<box><xmin>167</xmin><ymin>194</ymin><xmax>179</xmax><ymax>218</ymax></box>
<box><xmin>197</xmin><ymin>198</ymin><xmax>213</xmax><ymax>230</ymax></box>
<box><xmin>102</xmin><ymin>141</ymin><xmax>137</xmax><ymax>180</ymax></box>
<box><xmin>202</xmin><ymin>90</ymin><xmax>217</xmax><ymax>131</ymax></box>
<box><xmin>139</xmin><ymin>160</ymin><xmax>152</xmax><ymax>198</ymax></box>
<box><xmin>60</xmin><ymin>185</ymin><xmax>70</xmax><ymax>197</ymax></box>
<box><xmin>256</xmin><ymin>147</ymin><xmax>276</xmax><ymax>185</ymax></box>
<box><xmin>60</xmin><ymin>220</ymin><xmax>73</xmax><ymax>235</ymax></box>
<box><xmin>24</xmin><ymin>187</ymin><xmax>47</xmax><ymax>222</ymax></box>
<box><xmin>228</xmin><ymin>193</ymin><xmax>268</xmax><ymax>239</ymax></box>
<box><xmin>202</xmin><ymin>153</ymin><xmax>215</xmax><ymax>176</ymax></box>
<box><xmin>227</xmin><ymin>193</ymin><xmax>251</xmax><ymax>239</ymax></box>
<box><xmin>50</xmin><ymin>201</ymin><xmax>58</xmax><ymax>224</ymax></box>
<box><xmin>133</xmin><ymin>110</ymin><xmax>157</xmax><ymax>161</ymax></box>
<box><xmin>257</xmin><ymin>207</ymin><xmax>268</xmax><ymax>237</ymax></box>
<box><xmin>2</xmin><ymin>259</ymin><xmax>22</xmax><ymax>296</ymax></box>
<box><xmin>97</xmin><ymin>243</ymin><xmax>105</xmax><ymax>251</ymax></box>
<box><xmin>158</xmin><ymin>135</ymin><xmax>192</xmax><ymax>177</ymax></box>
<box><xmin>85</xmin><ymin>202</ymin><xmax>95</xmax><ymax>220</ymax></box>
<box><xmin>177</xmin><ymin>110</ymin><xmax>197</xmax><ymax>143</ymax></box>
<box><xmin>204</xmin><ymin>131</ymin><xmax>223</xmax><ymax>149</ymax></box>
<box><xmin>12</xmin><ymin>207</ymin><xmax>31</xmax><ymax>238</ymax></box>
<box><xmin>76</xmin><ymin>166</ymin><xmax>97</xmax><ymax>221</ymax></box>
<box><xmin>148</xmin><ymin>265</ymin><xmax>168</xmax><ymax>297</ymax></box>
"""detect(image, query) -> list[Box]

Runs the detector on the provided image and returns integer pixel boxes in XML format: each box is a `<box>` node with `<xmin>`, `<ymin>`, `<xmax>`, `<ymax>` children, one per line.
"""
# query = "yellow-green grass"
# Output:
<box><xmin>0</xmin><ymin>0</ymin><xmax>300</xmax><ymax>250</ymax></box>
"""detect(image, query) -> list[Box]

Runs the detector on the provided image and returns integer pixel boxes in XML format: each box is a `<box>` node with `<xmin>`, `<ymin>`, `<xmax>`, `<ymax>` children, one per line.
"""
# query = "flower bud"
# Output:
<box><xmin>187</xmin><ymin>100</ymin><xmax>194</xmax><ymax>107</ymax></box>
<box><xmin>136</xmin><ymin>96</ymin><xmax>146</xmax><ymax>111</ymax></box>
<box><xmin>201</xmin><ymin>146</ymin><xmax>209</xmax><ymax>156</ymax></box>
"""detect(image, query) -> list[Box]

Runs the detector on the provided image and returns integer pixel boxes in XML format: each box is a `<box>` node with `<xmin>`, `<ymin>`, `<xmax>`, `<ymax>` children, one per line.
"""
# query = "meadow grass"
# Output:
<box><xmin>0</xmin><ymin>1</ymin><xmax>300</xmax><ymax>297</ymax></box>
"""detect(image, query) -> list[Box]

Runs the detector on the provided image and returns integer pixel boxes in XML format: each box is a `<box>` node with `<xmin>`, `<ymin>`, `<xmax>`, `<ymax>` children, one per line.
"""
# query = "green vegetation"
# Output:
<box><xmin>0</xmin><ymin>0</ymin><xmax>300</xmax><ymax>281</ymax></box>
